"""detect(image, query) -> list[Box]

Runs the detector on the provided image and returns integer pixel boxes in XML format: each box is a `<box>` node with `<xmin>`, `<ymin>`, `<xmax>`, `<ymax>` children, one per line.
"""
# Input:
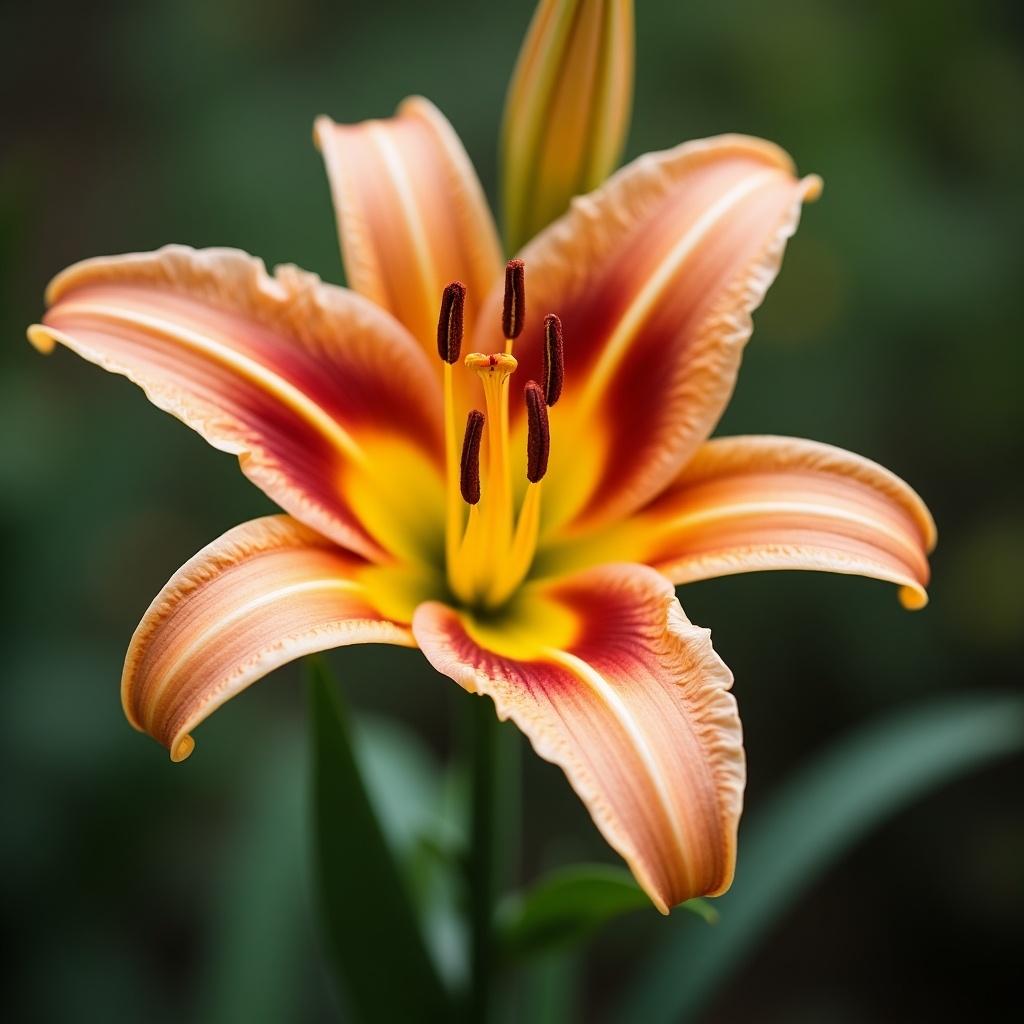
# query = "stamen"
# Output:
<box><xmin>525</xmin><ymin>381</ymin><xmax>550</xmax><ymax>483</ymax></box>
<box><xmin>436</xmin><ymin>281</ymin><xmax>466</xmax><ymax>364</ymax></box>
<box><xmin>460</xmin><ymin>410</ymin><xmax>484</xmax><ymax>505</ymax></box>
<box><xmin>542</xmin><ymin>313</ymin><xmax>564</xmax><ymax>406</ymax></box>
<box><xmin>502</xmin><ymin>259</ymin><xmax>526</xmax><ymax>342</ymax></box>
<box><xmin>486</xmin><ymin>483</ymin><xmax>541</xmax><ymax>608</ymax></box>
<box><xmin>440</xmin><ymin>284</ymin><xmax>468</xmax><ymax>593</ymax></box>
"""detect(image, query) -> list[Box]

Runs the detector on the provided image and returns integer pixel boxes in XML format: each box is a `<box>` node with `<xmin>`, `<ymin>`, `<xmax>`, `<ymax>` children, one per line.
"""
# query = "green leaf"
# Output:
<box><xmin>308</xmin><ymin>658</ymin><xmax>451</xmax><ymax>1022</ymax></box>
<box><xmin>195</xmin><ymin>727</ymin><xmax>311</xmax><ymax>1024</ymax></box>
<box><xmin>520</xmin><ymin>950</ymin><xmax>583</xmax><ymax>1024</ymax></box>
<box><xmin>616</xmin><ymin>692</ymin><xmax>1024</xmax><ymax>1024</ymax></box>
<box><xmin>354</xmin><ymin>713</ymin><xmax>468</xmax><ymax>990</ymax></box>
<box><xmin>678</xmin><ymin>898</ymin><xmax>720</xmax><ymax>926</ymax></box>
<box><xmin>497</xmin><ymin>864</ymin><xmax>713</xmax><ymax>961</ymax></box>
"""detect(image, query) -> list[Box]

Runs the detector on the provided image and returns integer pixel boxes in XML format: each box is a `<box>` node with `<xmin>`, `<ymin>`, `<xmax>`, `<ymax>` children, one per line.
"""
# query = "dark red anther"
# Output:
<box><xmin>502</xmin><ymin>259</ymin><xmax>525</xmax><ymax>340</ymax></box>
<box><xmin>437</xmin><ymin>281</ymin><xmax>466</xmax><ymax>364</ymax></box>
<box><xmin>460</xmin><ymin>410</ymin><xmax>485</xmax><ymax>504</ymax></box>
<box><xmin>542</xmin><ymin>313</ymin><xmax>564</xmax><ymax>406</ymax></box>
<box><xmin>524</xmin><ymin>381</ymin><xmax>550</xmax><ymax>483</ymax></box>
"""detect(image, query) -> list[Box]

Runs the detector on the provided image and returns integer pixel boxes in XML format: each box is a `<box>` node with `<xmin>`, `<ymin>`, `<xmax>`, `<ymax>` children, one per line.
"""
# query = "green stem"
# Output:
<box><xmin>468</xmin><ymin>695</ymin><xmax>499</xmax><ymax>1022</ymax></box>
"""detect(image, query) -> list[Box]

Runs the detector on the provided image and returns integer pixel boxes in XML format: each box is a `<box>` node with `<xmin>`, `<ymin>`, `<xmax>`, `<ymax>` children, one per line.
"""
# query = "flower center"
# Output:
<box><xmin>436</xmin><ymin>261</ymin><xmax>564</xmax><ymax>609</ymax></box>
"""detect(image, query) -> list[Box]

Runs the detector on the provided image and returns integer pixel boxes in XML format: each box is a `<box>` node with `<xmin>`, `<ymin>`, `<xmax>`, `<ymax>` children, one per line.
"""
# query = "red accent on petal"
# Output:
<box><xmin>638</xmin><ymin>435</ymin><xmax>935</xmax><ymax>607</ymax></box>
<box><xmin>123</xmin><ymin>515</ymin><xmax>412</xmax><ymax>759</ymax></box>
<box><xmin>472</xmin><ymin>136</ymin><xmax>819</xmax><ymax>533</ymax></box>
<box><xmin>33</xmin><ymin>246</ymin><xmax>445</xmax><ymax>561</ymax></box>
<box><xmin>413</xmin><ymin>562</ymin><xmax>744</xmax><ymax>909</ymax></box>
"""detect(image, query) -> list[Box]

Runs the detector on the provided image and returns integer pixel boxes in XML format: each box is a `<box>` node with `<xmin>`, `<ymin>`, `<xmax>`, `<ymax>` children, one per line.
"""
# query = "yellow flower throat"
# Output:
<box><xmin>438</xmin><ymin>263</ymin><xmax>563</xmax><ymax>610</ymax></box>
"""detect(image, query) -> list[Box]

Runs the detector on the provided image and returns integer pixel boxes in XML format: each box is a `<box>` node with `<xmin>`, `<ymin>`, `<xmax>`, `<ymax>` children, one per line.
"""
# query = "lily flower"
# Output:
<box><xmin>27</xmin><ymin>99</ymin><xmax>934</xmax><ymax>911</ymax></box>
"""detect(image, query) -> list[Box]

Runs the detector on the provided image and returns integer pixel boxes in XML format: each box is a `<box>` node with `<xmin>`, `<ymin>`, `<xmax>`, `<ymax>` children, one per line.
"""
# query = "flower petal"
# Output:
<box><xmin>315</xmin><ymin>97</ymin><xmax>503</xmax><ymax>355</ymax></box>
<box><xmin>29</xmin><ymin>246</ymin><xmax>445</xmax><ymax>563</ymax></box>
<box><xmin>501</xmin><ymin>0</ymin><xmax>634</xmax><ymax>250</ymax></box>
<box><xmin>124</xmin><ymin>515</ymin><xmax>414</xmax><ymax>761</ymax></box>
<box><xmin>413</xmin><ymin>562</ymin><xmax>744</xmax><ymax>910</ymax></box>
<box><xmin>473</xmin><ymin>136</ymin><xmax>821</xmax><ymax>535</ymax></box>
<box><xmin>619</xmin><ymin>436</ymin><xmax>936</xmax><ymax>608</ymax></box>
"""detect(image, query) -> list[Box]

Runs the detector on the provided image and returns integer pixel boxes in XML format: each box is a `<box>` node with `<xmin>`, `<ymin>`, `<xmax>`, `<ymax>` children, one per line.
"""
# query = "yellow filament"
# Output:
<box><xmin>451</xmin><ymin>504</ymin><xmax>484</xmax><ymax>601</ymax></box>
<box><xmin>447</xmin><ymin>352</ymin><xmax>547</xmax><ymax>608</ymax></box>
<box><xmin>486</xmin><ymin>482</ymin><xmax>542</xmax><ymax>607</ymax></box>
<box><xmin>443</xmin><ymin>363</ymin><xmax>464</xmax><ymax>582</ymax></box>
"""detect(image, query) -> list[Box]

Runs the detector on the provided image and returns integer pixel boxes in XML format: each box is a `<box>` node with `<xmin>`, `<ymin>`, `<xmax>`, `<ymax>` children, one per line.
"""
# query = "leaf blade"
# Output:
<box><xmin>616</xmin><ymin>692</ymin><xmax>1024</xmax><ymax>1023</ymax></box>
<box><xmin>498</xmin><ymin>864</ymin><xmax>712</xmax><ymax>961</ymax></box>
<box><xmin>308</xmin><ymin>658</ymin><xmax>451</xmax><ymax>1022</ymax></box>
<box><xmin>195</xmin><ymin>728</ymin><xmax>310</xmax><ymax>1024</ymax></box>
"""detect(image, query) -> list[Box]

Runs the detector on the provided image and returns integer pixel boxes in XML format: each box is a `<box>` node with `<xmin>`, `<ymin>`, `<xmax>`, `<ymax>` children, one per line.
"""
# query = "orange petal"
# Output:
<box><xmin>473</xmin><ymin>136</ymin><xmax>821</xmax><ymax>535</ymax></box>
<box><xmin>124</xmin><ymin>515</ymin><xmax>414</xmax><ymax>761</ymax></box>
<box><xmin>634</xmin><ymin>436</ymin><xmax>936</xmax><ymax>608</ymax></box>
<box><xmin>413</xmin><ymin>562</ymin><xmax>744</xmax><ymax>910</ymax></box>
<box><xmin>28</xmin><ymin>246</ymin><xmax>445</xmax><ymax>563</ymax></box>
<box><xmin>315</xmin><ymin>97</ymin><xmax>503</xmax><ymax>356</ymax></box>
<box><xmin>501</xmin><ymin>0</ymin><xmax>634</xmax><ymax>250</ymax></box>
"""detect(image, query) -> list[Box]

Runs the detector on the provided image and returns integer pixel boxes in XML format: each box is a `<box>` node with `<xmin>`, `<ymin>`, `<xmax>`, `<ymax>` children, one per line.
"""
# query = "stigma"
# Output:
<box><xmin>436</xmin><ymin>266</ymin><xmax>563</xmax><ymax>607</ymax></box>
<box><xmin>465</xmin><ymin>351</ymin><xmax>518</xmax><ymax>378</ymax></box>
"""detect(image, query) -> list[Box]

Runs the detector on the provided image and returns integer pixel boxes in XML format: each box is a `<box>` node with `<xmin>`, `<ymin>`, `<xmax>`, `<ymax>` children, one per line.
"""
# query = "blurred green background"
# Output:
<box><xmin>2</xmin><ymin>0</ymin><xmax>1022</xmax><ymax>1020</ymax></box>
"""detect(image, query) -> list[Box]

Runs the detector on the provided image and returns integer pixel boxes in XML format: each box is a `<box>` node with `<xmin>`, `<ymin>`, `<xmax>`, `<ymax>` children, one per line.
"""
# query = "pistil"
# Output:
<box><xmin>465</xmin><ymin>353</ymin><xmax>519</xmax><ymax>588</ymax></box>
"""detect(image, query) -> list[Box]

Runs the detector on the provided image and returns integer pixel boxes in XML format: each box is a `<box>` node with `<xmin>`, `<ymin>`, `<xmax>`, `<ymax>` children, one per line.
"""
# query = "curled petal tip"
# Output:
<box><xmin>122</xmin><ymin>517</ymin><xmax>414</xmax><ymax>762</ymax></box>
<box><xmin>899</xmin><ymin>585</ymin><xmax>929</xmax><ymax>611</ymax></box>
<box><xmin>171</xmin><ymin>737</ymin><xmax>194</xmax><ymax>761</ymax></box>
<box><xmin>395</xmin><ymin>94</ymin><xmax>433</xmax><ymax>118</ymax></box>
<box><xmin>311</xmin><ymin>114</ymin><xmax>334</xmax><ymax>150</ymax></box>
<box><xmin>30</xmin><ymin>245</ymin><xmax>448</xmax><ymax>562</ymax></box>
<box><xmin>26</xmin><ymin>324</ymin><xmax>56</xmax><ymax>354</ymax></box>
<box><xmin>801</xmin><ymin>173</ymin><xmax>824</xmax><ymax>202</ymax></box>
<box><xmin>170</xmin><ymin>734</ymin><xmax>196</xmax><ymax>762</ymax></box>
<box><xmin>633</xmin><ymin>436</ymin><xmax>935</xmax><ymax>612</ymax></box>
<box><xmin>651</xmin><ymin>895</ymin><xmax>671</xmax><ymax>916</ymax></box>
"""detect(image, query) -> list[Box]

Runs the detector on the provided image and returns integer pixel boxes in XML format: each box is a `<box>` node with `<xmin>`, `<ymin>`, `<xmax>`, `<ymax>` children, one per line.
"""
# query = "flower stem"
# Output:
<box><xmin>468</xmin><ymin>695</ymin><xmax>500</xmax><ymax>1022</ymax></box>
